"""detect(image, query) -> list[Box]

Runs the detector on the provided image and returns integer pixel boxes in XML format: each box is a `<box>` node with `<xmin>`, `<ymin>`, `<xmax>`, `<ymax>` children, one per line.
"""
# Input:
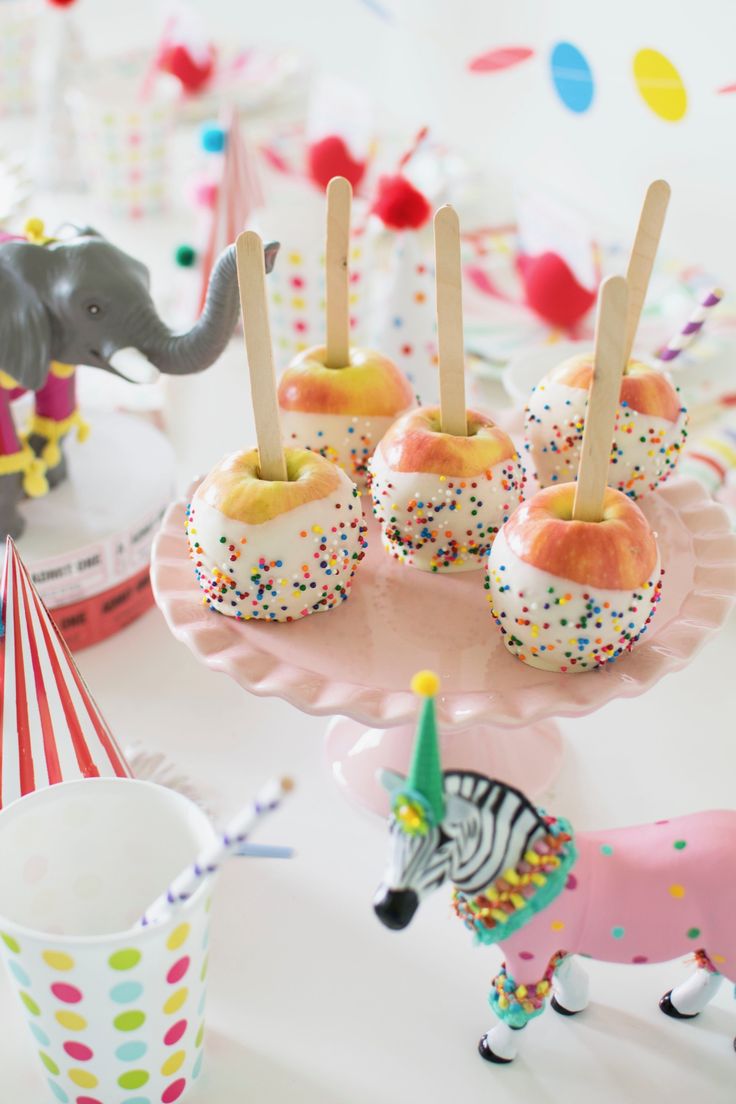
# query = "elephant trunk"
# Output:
<box><xmin>129</xmin><ymin>239</ymin><xmax>279</xmax><ymax>377</ymax></box>
<box><xmin>138</xmin><ymin>245</ymin><xmax>241</xmax><ymax>376</ymax></box>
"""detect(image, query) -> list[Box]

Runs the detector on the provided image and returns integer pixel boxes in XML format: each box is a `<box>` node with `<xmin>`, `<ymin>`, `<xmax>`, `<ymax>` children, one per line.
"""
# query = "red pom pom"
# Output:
<box><xmin>159</xmin><ymin>43</ymin><xmax>216</xmax><ymax>94</ymax></box>
<box><xmin>370</xmin><ymin>174</ymin><xmax>431</xmax><ymax>231</ymax></box>
<box><xmin>306</xmin><ymin>135</ymin><xmax>367</xmax><ymax>191</ymax></box>
<box><xmin>46</xmin><ymin>0</ymin><xmax>78</xmax><ymax>6</ymax></box>
<box><xmin>517</xmin><ymin>252</ymin><xmax>596</xmax><ymax>329</ymax></box>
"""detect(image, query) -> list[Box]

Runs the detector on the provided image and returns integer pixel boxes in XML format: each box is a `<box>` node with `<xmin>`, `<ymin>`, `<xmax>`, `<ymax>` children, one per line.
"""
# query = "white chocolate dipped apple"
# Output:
<box><xmin>277</xmin><ymin>345</ymin><xmax>415</xmax><ymax>487</ymax></box>
<box><xmin>370</xmin><ymin>406</ymin><xmax>525</xmax><ymax>573</ymax></box>
<box><xmin>524</xmin><ymin>354</ymin><xmax>688</xmax><ymax>498</ymax></box>
<box><xmin>187</xmin><ymin>447</ymin><xmax>367</xmax><ymax>622</ymax></box>
<box><xmin>486</xmin><ymin>483</ymin><xmax>662</xmax><ymax>672</ymax></box>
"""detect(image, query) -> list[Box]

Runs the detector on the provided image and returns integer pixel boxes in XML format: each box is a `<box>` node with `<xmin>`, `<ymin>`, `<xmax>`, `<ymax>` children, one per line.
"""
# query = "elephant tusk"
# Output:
<box><xmin>108</xmin><ymin>347</ymin><xmax>161</xmax><ymax>384</ymax></box>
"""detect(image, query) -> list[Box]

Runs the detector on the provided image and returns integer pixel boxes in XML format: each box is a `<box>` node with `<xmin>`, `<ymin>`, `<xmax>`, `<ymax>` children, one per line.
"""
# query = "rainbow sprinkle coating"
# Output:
<box><xmin>370</xmin><ymin>460</ymin><xmax>525</xmax><ymax>572</ymax></box>
<box><xmin>525</xmin><ymin>379</ymin><xmax>688</xmax><ymax>498</ymax></box>
<box><xmin>485</xmin><ymin>530</ymin><xmax>664</xmax><ymax>671</ymax></box>
<box><xmin>186</xmin><ymin>488</ymin><xmax>367</xmax><ymax>622</ymax></box>
<box><xmin>280</xmin><ymin>410</ymin><xmax>403</xmax><ymax>486</ymax></box>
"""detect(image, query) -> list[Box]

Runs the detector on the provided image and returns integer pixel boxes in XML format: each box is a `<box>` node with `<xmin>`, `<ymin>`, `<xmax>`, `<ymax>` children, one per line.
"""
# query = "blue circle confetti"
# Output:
<box><xmin>550</xmin><ymin>42</ymin><xmax>594</xmax><ymax>113</ymax></box>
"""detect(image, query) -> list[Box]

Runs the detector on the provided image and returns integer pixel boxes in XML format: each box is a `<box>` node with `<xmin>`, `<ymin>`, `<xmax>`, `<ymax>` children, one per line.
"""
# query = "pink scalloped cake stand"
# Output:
<box><xmin>151</xmin><ymin>478</ymin><xmax>736</xmax><ymax>813</ymax></box>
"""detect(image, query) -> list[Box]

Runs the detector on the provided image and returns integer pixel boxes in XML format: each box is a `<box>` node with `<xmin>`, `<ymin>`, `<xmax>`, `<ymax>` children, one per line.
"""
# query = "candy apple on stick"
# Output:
<box><xmin>370</xmin><ymin>205</ymin><xmax>524</xmax><ymax>573</ymax></box>
<box><xmin>278</xmin><ymin>176</ymin><xmax>414</xmax><ymax>486</ymax></box>
<box><xmin>525</xmin><ymin>180</ymin><xmax>688</xmax><ymax>498</ymax></box>
<box><xmin>488</xmin><ymin>275</ymin><xmax>663</xmax><ymax>672</ymax></box>
<box><xmin>187</xmin><ymin>230</ymin><xmax>367</xmax><ymax>622</ymax></box>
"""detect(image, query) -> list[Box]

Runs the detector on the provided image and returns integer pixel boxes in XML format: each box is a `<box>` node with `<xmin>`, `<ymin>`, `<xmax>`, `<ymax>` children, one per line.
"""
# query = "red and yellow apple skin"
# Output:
<box><xmin>187</xmin><ymin>447</ymin><xmax>367</xmax><ymax>622</ymax></box>
<box><xmin>485</xmin><ymin>484</ymin><xmax>663</xmax><ymax>672</ymax></box>
<box><xmin>370</xmin><ymin>406</ymin><xmax>525</xmax><ymax>573</ymax></box>
<box><xmin>524</xmin><ymin>354</ymin><xmax>688</xmax><ymax>498</ymax></box>
<box><xmin>278</xmin><ymin>344</ymin><xmax>415</xmax><ymax>486</ymax></box>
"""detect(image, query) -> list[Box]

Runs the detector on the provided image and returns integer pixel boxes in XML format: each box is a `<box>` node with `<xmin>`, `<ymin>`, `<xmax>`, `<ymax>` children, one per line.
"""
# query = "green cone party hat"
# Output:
<box><xmin>407</xmin><ymin>670</ymin><xmax>445</xmax><ymax>824</ymax></box>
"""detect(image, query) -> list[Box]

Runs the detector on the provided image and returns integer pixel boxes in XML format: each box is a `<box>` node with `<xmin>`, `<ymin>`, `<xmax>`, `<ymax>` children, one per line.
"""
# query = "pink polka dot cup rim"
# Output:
<box><xmin>0</xmin><ymin>778</ymin><xmax>216</xmax><ymax>947</ymax></box>
<box><xmin>151</xmin><ymin>477</ymin><xmax>736</xmax><ymax>730</ymax></box>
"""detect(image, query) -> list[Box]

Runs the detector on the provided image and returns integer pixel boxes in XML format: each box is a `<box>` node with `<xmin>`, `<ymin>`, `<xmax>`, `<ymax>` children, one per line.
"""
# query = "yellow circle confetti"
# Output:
<box><xmin>633</xmin><ymin>49</ymin><xmax>687</xmax><ymax>122</ymax></box>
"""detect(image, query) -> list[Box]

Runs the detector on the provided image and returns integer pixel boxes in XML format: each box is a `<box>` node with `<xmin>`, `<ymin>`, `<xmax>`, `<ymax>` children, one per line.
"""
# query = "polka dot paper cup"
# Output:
<box><xmin>255</xmin><ymin>182</ymin><xmax>374</xmax><ymax>365</ymax></box>
<box><xmin>0</xmin><ymin>778</ymin><xmax>218</xmax><ymax>1104</ymax></box>
<box><xmin>70</xmin><ymin>64</ymin><xmax>180</xmax><ymax>219</ymax></box>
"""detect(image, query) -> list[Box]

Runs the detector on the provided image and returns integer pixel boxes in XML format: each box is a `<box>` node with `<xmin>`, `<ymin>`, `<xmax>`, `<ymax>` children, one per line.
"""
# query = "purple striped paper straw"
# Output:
<box><xmin>140</xmin><ymin>776</ymin><xmax>294</xmax><ymax>926</ymax></box>
<box><xmin>657</xmin><ymin>288</ymin><xmax>724</xmax><ymax>363</ymax></box>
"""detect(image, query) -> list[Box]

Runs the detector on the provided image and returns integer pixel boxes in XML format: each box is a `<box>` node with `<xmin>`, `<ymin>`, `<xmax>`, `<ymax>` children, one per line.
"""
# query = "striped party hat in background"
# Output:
<box><xmin>0</xmin><ymin>537</ymin><xmax>132</xmax><ymax>810</ymax></box>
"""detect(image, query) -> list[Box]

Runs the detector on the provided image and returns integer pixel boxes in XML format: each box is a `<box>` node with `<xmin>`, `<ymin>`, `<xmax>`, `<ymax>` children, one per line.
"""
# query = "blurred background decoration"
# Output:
<box><xmin>1</xmin><ymin>0</ymin><xmax>735</xmax><ymax>518</ymax></box>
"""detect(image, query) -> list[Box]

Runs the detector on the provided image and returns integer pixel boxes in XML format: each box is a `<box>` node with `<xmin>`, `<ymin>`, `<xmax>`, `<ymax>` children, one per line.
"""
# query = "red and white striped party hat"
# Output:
<box><xmin>0</xmin><ymin>537</ymin><xmax>132</xmax><ymax>809</ymax></box>
<box><xmin>197</xmin><ymin>106</ymin><xmax>264</xmax><ymax>314</ymax></box>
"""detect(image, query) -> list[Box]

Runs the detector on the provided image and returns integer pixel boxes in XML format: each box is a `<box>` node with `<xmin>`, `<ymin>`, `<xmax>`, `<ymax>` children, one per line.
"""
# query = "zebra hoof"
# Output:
<box><xmin>478</xmin><ymin>1036</ymin><xmax>513</xmax><ymax>1064</ymax></box>
<box><xmin>659</xmin><ymin>991</ymin><xmax>699</xmax><ymax>1020</ymax></box>
<box><xmin>551</xmin><ymin>995</ymin><xmax>582</xmax><ymax>1017</ymax></box>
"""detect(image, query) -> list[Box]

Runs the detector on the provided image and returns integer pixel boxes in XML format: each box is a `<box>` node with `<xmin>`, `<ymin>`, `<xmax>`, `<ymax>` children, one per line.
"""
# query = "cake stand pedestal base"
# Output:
<box><xmin>325</xmin><ymin>717</ymin><xmax>564</xmax><ymax>816</ymax></box>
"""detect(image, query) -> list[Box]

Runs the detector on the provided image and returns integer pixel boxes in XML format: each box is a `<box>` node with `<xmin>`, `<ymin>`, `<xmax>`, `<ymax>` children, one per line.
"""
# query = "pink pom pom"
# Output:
<box><xmin>193</xmin><ymin>179</ymin><xmax>218</xmax><ymax>209</ymax></box>
<box><xmin>159</xmin><ymin>43</ymin><xmax>216</xmax><ymax>94</ymax></box>
<box><xmin>306</xmin><ymin>135</ymin><xmax>367</xmax><ymax>191</ymax></box>
<box><xmin>370</xmin><ymin>174</ymin><xmax>431</xmax><ymax>231</ymax></box>
<box><xmin>517</xmin><ymin>252</ymin><xmax>596</xmax><ymax>329</ymax></box>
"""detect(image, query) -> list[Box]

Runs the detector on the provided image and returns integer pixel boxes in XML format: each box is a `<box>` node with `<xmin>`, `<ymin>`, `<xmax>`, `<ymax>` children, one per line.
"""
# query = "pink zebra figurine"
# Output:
<box><xmin>374</xmin><ymin>671</ymin><xmax>736</xmax><ymax>1064</ymax></box>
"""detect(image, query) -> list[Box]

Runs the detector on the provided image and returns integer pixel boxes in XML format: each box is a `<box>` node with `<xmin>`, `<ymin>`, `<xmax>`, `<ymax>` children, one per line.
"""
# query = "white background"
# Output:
<box><xmin>75</xmin><ymin>0</ymin><xmax>736</xmax><ymax>284</ymax></box>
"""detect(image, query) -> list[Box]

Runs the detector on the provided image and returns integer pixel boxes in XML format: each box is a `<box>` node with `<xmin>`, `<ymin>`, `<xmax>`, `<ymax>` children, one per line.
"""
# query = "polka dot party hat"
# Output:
<box><xmin>0</xmin><ymin>537</ymin><xmax>132</xmax><ymax>810</ymax></box>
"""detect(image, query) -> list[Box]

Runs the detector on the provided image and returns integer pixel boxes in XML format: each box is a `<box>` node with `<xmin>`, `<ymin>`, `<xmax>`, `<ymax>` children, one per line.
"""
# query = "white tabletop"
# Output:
<box><xmin>1</xmin><ymin>585</ymin><xmax>735</xmax><ymax>1103</ymax></box>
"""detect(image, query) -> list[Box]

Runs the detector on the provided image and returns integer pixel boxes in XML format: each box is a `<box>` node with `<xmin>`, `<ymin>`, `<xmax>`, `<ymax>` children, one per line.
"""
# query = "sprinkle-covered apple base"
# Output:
<box><xmin>369</xmin><ymin>455</ymin><xmax>525</xmax><ymax>572</ymax></box>
<box><xmin>186</xmin><ymin>490</ymin><xmax>367</xmax><ymax>622</ymax></box>
<box><xmin>525</xmin><ymin>379</ymin><xmax>688</xmax><ymax>498</ymax></box>
<box><xmin>486</xmin><ymin>529</ymin><xmax>663</xmax><ymax>672</ymax></box>
<box><xmin>280</xmin><ymin>409</ymin><xmax>408</xmax><ymax>488</ymax></box>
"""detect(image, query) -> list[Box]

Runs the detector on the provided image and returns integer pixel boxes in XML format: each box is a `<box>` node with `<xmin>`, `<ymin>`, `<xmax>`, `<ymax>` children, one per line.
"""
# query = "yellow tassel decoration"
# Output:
<box><xmin>26</xmin><ymin>410</ymin><xmax>91</xmax><ymax>470</ymax></box>
<box><xmin>41</xmin><ymin>439</ymin><xmax>62</xmax><ymax>468</ymax></box>
<box><xmin>23</xmin><ymin>457</ymin><xmax>49</xmax><ymax>498</ymax></box>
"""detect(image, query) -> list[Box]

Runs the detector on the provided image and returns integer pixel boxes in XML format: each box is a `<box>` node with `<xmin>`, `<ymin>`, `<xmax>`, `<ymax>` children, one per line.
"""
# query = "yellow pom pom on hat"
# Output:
<box><xmin>411</xmin><ymin>669</ymin><xmax>440</xmax><ymax>697</ymax></box>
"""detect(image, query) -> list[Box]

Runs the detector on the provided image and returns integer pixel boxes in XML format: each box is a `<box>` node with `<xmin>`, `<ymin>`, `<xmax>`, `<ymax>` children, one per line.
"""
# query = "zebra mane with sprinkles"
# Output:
<box><xmin>452</xmin><ymin>814</ymin><xmax>577</xmax><ymax>945</ymax></box>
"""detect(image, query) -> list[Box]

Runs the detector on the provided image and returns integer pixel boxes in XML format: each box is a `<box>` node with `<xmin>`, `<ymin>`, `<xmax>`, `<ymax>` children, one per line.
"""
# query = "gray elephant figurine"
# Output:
<box><xmin>0</xmin><ymin>223</ymin><xmax>279</xmax><ymax>539</ymax></box>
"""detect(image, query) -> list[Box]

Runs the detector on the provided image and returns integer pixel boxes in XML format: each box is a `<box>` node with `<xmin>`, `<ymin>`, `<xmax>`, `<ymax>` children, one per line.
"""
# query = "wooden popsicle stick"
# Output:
<box><xmin>235</xmin><ymin>231</ymin><xmax>288</xmax><ymax>482</ymax></box>
<box><xmin>434</xmin><ymin>204</ymin><xmax>467</xmax><ymax>436</ymax></box>
<box><xmin>572</xmin><ymin>275</ymin><xmax>629</xmax><ymax>522</ymax></box>
<box><xmin>622</xmin><ymin>179</ymin><xmax>671</xmax><ymax>365</ymax></box>
<box><xmin>325</xmin><ymin>176</ymin><xmax>352</xmax><ymax>369</ymax></box>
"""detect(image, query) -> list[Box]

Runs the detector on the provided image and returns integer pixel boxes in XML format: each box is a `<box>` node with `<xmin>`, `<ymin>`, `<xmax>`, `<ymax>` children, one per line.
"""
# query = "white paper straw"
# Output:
<box><xmin>140</xmin><ymin>777</ymin><xmax>293</xmax><ymax>926</ymax></box>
